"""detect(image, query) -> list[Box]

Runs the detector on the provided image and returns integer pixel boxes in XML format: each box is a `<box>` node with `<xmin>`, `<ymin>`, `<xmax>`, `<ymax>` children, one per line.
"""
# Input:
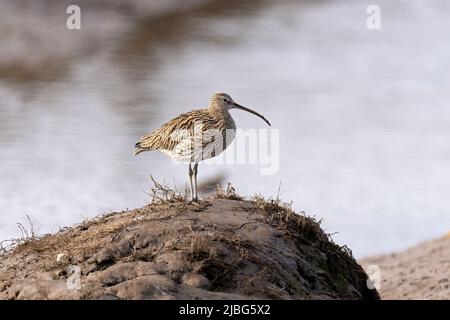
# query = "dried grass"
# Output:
<box><xmin>214</xmin><ymin>182</ymin><xmax>242</xmax><ymax>200</ymax></box>
<box><xmin>149</xmin><ymin>175</ymin><xmax>189</xmax><ymax>204</ymax></box>
<box><xmin>0</xmin><ymin>215</ymin><xmax>41</xmax><ymax>257</ymax></box>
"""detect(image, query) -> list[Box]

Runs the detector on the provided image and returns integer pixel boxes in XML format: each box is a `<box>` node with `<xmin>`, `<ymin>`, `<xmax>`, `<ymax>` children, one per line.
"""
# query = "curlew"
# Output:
<box><xmin>134</xmin><ymin>93</ymin><xmax>271</xmax><ymax>202</ymax></box>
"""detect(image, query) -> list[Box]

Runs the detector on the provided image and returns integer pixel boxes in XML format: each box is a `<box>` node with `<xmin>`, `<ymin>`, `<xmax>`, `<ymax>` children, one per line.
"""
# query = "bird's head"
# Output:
<box><xmin>209</xmin><ymin>93</ymin><xmax>271</xmax><ymax>126</ymax></box>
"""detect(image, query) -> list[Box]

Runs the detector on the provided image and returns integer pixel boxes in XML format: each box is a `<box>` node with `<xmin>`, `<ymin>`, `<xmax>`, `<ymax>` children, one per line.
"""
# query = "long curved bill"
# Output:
<box><xmin>233</xmin><ymin>103</ymin><xmax>271</xmax><ymax>126</ymax></box>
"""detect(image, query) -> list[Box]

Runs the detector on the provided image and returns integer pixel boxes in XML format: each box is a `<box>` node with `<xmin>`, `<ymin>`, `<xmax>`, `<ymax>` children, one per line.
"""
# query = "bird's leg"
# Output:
<box><xmin>193</xmin><ymin>162</ymin><xmax>199</xmax><ymax>202</ymax></box>
<box><xmin>188</xmin><ymin>163</ymin><xmax>195</xmax><ymax>202</ymax></box>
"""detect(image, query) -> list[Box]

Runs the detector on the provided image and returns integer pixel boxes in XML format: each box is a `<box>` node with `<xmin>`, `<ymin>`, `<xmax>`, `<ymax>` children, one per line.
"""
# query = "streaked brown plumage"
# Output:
<box><xmin>134</xmin><ymin>108</ymin><xmax>235</xmax><ymax>159</ymax></box>
<box><xmin>134</xmin><ymin>93</ymin><xmax>271</xmax><ymax>201</ymax></box>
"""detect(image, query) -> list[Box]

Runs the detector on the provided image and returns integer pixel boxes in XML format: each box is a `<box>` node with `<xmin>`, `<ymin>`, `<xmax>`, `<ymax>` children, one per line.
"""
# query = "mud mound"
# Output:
<box><xmin>0</xmin><ymin>189</ymin><xmax>379</xmax><ymax>300</ymax></box>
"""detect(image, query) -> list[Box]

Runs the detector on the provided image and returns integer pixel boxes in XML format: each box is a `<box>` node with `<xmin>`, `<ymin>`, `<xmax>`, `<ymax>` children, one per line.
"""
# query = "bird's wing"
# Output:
<box><xmin>134</xmin><ymin>109</ymin><xmax>219</xmax><ymax>155</ymax></box>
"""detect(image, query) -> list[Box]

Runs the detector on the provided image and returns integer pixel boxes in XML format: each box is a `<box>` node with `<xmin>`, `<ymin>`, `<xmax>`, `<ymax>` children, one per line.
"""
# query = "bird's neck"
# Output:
<box><xmin>208</xmin><ymin>106</ymin><xmax>234</xmax><ymax>127</ymax></box>
<box><xmin>208</xmin><ymin>104</ymin><xmax>229</xmax><ymax>116</ymax></box>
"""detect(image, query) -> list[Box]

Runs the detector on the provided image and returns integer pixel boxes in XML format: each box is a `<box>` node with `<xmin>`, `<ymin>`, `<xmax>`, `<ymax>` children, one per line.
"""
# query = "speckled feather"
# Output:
<box><xmin>134</xmin><ymin>93</ymin><xmax>270</xmax><ymax>164</ymax></box>
<box><xmin>134</xmin><ymin>107</ymin><xmax>236</xmax><ymax>162</ymax></box>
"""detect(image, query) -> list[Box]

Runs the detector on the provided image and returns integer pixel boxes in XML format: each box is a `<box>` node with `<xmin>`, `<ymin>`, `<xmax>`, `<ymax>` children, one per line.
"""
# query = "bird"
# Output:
<box><xmin>134</xmin><ymin>93</ymin><xmax>271</xmax><ymax>202</ymax></box>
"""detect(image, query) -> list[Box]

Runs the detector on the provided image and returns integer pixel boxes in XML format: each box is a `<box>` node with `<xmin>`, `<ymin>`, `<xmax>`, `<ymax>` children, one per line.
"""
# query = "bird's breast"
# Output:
<box><xmin>157</xmin><ymin>110</ymin><xmax>237</xmax><ymax>163</ymax></box>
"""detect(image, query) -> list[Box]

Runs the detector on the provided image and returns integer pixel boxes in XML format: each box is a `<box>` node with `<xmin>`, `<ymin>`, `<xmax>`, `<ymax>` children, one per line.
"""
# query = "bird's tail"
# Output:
<box><xmin>134</xmin><ymin>142</ymin><xmax>145</xmax><ymax>156</ymax></box>
<box><xmin>134</xmin><ymin>134</ymin><xmax>157</xmax><ymax>156</ymax></box>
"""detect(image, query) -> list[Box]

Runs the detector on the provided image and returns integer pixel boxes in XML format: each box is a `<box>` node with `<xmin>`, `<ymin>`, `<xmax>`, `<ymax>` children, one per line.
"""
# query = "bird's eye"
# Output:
<box><xmin>222</xmin><ymin>98</ymin><xmax>228</xmax><ymax>103</ymax></box>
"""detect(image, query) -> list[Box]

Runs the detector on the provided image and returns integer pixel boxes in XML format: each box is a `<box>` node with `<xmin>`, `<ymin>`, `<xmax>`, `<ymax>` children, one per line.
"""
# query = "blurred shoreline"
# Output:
<box><xmin>0</xmin><ymin>0</ymin><xmax>215</xmax><ymax>82</ymax></box>
<box><xmin>0</xmin><ymin>0</ymin><xmax>271</xmax><ymax>85</ymax></box>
